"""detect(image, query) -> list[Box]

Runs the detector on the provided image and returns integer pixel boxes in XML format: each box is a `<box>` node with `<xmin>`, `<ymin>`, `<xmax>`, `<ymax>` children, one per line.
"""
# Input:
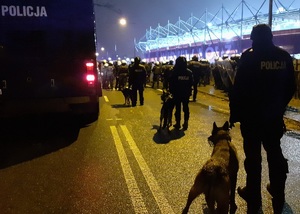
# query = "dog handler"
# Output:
<box><xmin>128</xmin><ymin>57</ymin><xmax>147</xmax><ymax>106</ymax></box>
<box><xmin>229</xmin><ymin>24</ymin><xmax>296</xmax><ymax>214</ymax></box>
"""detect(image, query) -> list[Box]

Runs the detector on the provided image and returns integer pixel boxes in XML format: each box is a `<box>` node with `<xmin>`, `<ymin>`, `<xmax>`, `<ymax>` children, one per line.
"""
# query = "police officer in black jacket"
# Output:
<box><xmin>229</xmin><ymin>24</ymin><xmax>296</xmax><ymax>214</ymax></box>
<box><xmin>188</xmin><ymin>55</ymin><xmax>202</xmax><ymax>101</ymax></box>
<box><xmin>118</xmin><ymin>60</ymin><xmax>129</xmax><ymax>90</ymax></box>
<box><xmin>128</xmin><ymin>57</ymin><xmax>147</xmax><ymax>107</ymax></box>
<box><xmin>169</xmin><ymin>56</ymin><xmax>193</xmax><ymax>130</ymax></box>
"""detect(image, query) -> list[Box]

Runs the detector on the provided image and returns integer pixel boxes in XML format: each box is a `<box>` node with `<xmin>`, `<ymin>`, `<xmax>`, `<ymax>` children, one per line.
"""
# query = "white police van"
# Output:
<box><xmin>0</xmin><ymin>1</ymin><xmax>102</xmax><ymax>121</ymax></box>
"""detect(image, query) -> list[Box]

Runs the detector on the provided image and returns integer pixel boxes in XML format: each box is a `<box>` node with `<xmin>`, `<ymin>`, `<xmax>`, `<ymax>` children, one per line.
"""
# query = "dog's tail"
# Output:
<box><xmin>203</xmin><ymin>164</ymin><xmax>228</xmax><ymax>202</ymax></box>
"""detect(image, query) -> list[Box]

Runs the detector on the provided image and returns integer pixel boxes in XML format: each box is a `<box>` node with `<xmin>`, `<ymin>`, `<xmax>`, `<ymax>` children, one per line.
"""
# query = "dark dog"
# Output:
<box><xmin>182</xmin><ymin>121</ymin><xmax>239</xmax><ymax>214</ymax></box>
<box><xmin>121</xmin><ymin>88</ymin><xmax>133</xmax><ymax>106</ymax></box>
<box><xmin>158</xmin><ymin>90</ymin><xmax>174</xmax><ymax>132</ymax></box>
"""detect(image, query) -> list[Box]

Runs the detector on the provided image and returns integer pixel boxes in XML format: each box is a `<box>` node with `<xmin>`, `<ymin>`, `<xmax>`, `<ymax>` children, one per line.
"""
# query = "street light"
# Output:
<box><xmin>118</xmin><ymin>17</ymin><xmax>137</xmax><ymax>57</ymax></box>
<box><xmin>114</xmin><ymin>18</ymin><xmax>127</xmax><ymax>59</ymax></box>
<box><xmin>98</xmin><ymin>47</ymin><xmax>108</xmax><ymax>59</ymax></box>
<box><xmin>99</xmin><ymin>17</ymin><xmax>134</xmax><ymax>59</ymax></box>
<box><xmin>119</xmin><ymin>17</ymin><xmax>127</xmax><ymax>26</ymax></box>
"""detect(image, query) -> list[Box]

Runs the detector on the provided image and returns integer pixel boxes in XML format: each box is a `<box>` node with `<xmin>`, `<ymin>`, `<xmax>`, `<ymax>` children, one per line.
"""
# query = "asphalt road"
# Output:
<box><xmin>0</xmin><ymin>87</ymin><xmax>299</xmax><ymax>214</ymax></box>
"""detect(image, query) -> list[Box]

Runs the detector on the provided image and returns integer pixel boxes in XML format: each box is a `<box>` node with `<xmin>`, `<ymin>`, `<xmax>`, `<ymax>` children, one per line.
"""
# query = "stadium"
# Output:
<box><xmin>134</xmin><ymin>0</ymin><xmax>300</xmax><ymax>62</ymax></box>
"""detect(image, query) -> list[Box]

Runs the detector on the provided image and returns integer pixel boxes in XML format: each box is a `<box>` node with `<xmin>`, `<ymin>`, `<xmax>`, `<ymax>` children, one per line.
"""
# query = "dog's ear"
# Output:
<box><xmin>212</xmin><ymin>122</ymin><xmax>218</xmax><ymax>133</ymax></box>
<box><xmin>223</xmin><ymin>121</ymin><xmax>229</xmax><ymax>130</ymax></box>
<box><xmin>213</xmin><ymin>122</ymin><xmax>217</xmax><ymax>129</ymax></box>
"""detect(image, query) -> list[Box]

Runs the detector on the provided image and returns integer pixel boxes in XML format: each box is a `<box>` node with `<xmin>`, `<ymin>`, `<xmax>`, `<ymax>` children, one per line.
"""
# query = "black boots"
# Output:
<box><xmin>182</xmin><ymin>121</ymin><xmax>188</xmax><ymax>130</ymax></box>
<box><xmin>267</xmin><ymin>183</ymin><xmax>285</xmax><ymax>214</ymax></box>
<box><xmin>237</xmin><ymin>186</ymin><xmax>262</xmax><ymax>214</ymax></box>
<box><xmin>173</xmin><ymin>120</ymin><xmax>188</xmax><ymax>130</ymax></box>
<box><xmin>173</xmin><ymin>123</ymin><xmax>180</xmax><ymax>129</ymax></box>
<box><xmin>238</xmin><ymin>185</ymin><xmax>285</xmax><ymax>214</ymax></box>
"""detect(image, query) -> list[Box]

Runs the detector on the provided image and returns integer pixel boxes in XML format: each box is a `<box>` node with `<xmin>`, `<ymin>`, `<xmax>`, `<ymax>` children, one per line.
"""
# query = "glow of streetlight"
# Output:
<box><xmin>119</xmin><ymin>18</ymin><xmax>127</xmax><ymax>26</ymax></box>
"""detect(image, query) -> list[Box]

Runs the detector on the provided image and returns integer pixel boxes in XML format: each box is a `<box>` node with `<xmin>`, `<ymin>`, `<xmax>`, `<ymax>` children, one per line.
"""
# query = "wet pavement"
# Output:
<box><xmin>196</xmin><ymin>84</ymin><xmax>300</xmax><ymax>130</ymax></box>
<box><xmin>149</xmin><ymin>81</ymin><xmax>300</xmax><ymax>131</ymax></box>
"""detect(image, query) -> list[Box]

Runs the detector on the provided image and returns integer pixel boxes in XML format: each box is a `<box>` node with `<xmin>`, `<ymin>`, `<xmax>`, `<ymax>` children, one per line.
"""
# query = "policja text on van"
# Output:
<box><xmin>1</xmin><ymin>5</ymin><xmax>47</xmax><ymax>17</ymax></box>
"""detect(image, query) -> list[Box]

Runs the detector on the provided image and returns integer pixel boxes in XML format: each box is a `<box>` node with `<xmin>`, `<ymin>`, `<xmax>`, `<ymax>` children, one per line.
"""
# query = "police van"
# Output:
<box><xmin>0</xmin><ymin>1</ymin><xmax>102</xmax><ymax>121</ymax></box>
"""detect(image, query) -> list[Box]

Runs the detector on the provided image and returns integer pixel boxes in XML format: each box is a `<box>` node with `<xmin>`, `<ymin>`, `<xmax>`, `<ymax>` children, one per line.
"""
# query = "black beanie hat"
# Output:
<box><xmin>250</xmin><ymin>24</ymin><xmax>273</xmax><ymax>41</ymax></box>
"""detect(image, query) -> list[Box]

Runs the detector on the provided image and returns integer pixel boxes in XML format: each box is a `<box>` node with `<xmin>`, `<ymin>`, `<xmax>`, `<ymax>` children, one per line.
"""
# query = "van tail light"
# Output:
<box><xmin>85</xmin><ymin>62</ymin><xmax>95</xmax><ymax>87</ymax></box>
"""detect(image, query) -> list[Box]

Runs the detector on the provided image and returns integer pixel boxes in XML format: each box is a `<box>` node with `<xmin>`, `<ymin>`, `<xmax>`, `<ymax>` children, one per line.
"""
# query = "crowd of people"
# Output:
<box><xmin>98</xmin><ymin>55</ymin><xmax>212</xmax><ymax>93</ymax></box>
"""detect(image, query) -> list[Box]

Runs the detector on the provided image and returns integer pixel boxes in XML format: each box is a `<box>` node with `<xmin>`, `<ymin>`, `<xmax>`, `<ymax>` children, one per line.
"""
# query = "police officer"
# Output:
<box><xmin>162</xmin><ymin>60</ymin><xmax>174</xmax><ymax>90</ymax></box>
<box><xmin>169</xmin><ymin>56</ymin><xmax>193</xmax><ymax>130</ymax></box>
<box><xmin>229</xmin><ymin>24</ymin><xmax>296</xmax><ymax>214</ymax></box>
<box><xmin>106</xmin><ymin>61</ymin><xmax>115</xmax><ymax>90</ymax></box>
<box><xmin>188</xmin><ymin>55</ymin><xmax>202</xmax><ymax>101</ymax></box>
<box><xmin>102</xmin><ymin>62</ymin><xmax>109</xmax><ymax>89</ymax></box>
<box><xmin>141</xmin><ymin>59</ymin><xmax>151</xmax><ymax>84</ymax></box>
<box><xmin>114</xmin><ymin>60</ymin><xmax>121</xmax><ymax>90</ymax></box>
<box><xmin>128</xmin><ymin>57</ymin><xmax>147</xmax><ymax>107</ymax></box>
<box><xmin>200</xmin><ymin>58</ymin><xmax>211</xmax><ymax>86</ymax></box>
<box><xmin>152</xmin><ymin>61</ymin><xmax>162</xmax><ymax>89</ymax></box>
<box><xmin>118</xmin><ymin>60</ymin><xmax>129</xmax><ymax>90</ymax></box>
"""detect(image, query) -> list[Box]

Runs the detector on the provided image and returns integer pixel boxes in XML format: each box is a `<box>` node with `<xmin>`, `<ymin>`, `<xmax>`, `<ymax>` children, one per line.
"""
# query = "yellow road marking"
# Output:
<box><xmin>110</xmin><ymin>126</ymin><xmax>148</xmax><ymax>213</ymax></box>
<box><xmin>104</xmin><ymin>96</ymin><xmax>109</xmax><ymax>102</ymax></box>
<box><xmin>120</xmin><ymin>125</ymin><xmax>174</xmax><ymax>214</ymax></box>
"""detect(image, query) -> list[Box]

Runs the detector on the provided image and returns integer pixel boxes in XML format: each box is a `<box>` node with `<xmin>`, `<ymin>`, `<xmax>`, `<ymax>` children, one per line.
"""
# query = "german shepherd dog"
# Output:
<box><xmin>121</xmin><ymin>87</ymin><xmax>133</xmax><ymax>106</ymax></box>
<box><xmin>182</xmin><ymin>121</ymin><xmax>239</xmax><ymax>214</ymax></box>
<box><xmin>158</xmin><ymin>90</ymin><xmax>174</xmax><ymax>132</ymax></box>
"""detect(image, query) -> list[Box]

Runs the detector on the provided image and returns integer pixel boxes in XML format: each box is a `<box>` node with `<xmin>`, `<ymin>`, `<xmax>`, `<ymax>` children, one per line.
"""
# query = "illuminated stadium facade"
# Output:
<box><xmin>135</xmin><ymin>0</ymin><xmax>300</xmax><ymax>62</ymax></box>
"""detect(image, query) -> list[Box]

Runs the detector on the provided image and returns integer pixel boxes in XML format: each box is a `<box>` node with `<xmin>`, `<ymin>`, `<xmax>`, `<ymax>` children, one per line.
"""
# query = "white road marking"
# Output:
<box><xmin>110</xmin><ymin>126</ymin><xmax>148</xmax><ymax>214</ymax></box>
<box><xmin>120</xmin><ymin>125</ymin><xmax>175</xmax><ymax>214</ymax></box>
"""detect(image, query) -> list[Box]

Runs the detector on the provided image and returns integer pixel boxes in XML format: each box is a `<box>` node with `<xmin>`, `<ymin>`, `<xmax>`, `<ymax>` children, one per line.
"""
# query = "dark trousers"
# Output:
<box><xmin>152</xmin><ymin>74</ymin><xmax>160</xmax><ymax>88</ymax></box>
<box><xmin>174</xmin><ymin>98</ymin><xmax>189</xmax><ymax>124</ymax></box>
<box><xmin>115</xmin><ymin>76</ymin><xmax>119</xmax><ymax>89</ymax></box>
<box><xmin>118</xmin><ymin>74</ymin><xmax>128</xmax><ymax>90</ymax></box>
<box><xmin>132</xmin><ymin>85</ymin><xmax>144</xmax><ymax>105</ymax></box>
<box><xmin>240</xmin><ymin>120</ymin><xmax>288</xmax><ymax>212</ymax></box>
<box><xmin>192</xmin><ymin>78</ymin><xmax>200</xmax><ymax>101</ymax></box>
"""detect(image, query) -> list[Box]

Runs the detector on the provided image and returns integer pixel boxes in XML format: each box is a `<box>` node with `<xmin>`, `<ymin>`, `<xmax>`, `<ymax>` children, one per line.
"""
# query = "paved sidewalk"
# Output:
<box><xmin>197</xmin><ymin>84</ymin><xmax>300</xmax><ymax>124</ymax></box>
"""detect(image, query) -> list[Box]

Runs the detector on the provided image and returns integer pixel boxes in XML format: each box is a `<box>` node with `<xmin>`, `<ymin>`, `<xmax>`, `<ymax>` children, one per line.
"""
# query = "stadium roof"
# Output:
<box><xmin>135</xmin><ymin>0</ymin><xmax>300</xmax><ymax>53</ymax></box>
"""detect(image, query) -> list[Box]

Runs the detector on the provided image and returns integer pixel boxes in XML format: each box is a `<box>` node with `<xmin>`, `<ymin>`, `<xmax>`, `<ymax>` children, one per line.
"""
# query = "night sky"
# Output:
<box><xmin>93</xmin><ymin>0</ymin><xmax>300</xmax><ymax>60</ymax></box>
